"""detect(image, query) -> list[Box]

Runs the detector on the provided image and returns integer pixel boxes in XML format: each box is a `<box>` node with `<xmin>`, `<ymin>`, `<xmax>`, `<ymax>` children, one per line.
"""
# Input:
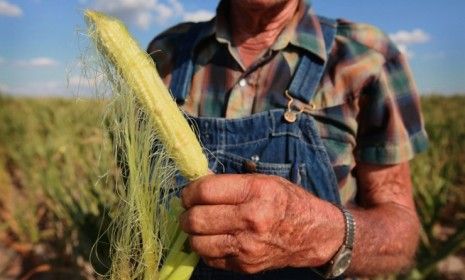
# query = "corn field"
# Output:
<box><xmin>0</xmin><ymin>94</ymin><xmax>464</xmax><ymax>279</ymax></box>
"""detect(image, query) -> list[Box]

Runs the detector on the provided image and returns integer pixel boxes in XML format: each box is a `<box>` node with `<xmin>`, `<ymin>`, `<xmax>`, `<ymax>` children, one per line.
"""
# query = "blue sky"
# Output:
<box><xmin>0</xmin><ymin>0</ymin><xmax>464</xmax><ymax>97</ymax></box>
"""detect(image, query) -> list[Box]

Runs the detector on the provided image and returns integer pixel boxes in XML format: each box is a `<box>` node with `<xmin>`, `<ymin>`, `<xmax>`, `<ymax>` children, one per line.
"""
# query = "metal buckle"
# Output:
<box><xmin>283</xmin><ymin>90</ymin><xmax>304</xmax><ymax>123</ymax></box>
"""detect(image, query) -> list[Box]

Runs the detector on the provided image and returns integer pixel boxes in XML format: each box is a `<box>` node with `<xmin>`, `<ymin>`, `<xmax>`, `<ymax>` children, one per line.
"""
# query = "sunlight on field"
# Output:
<box><xmin>0</xmin><ymin>94</ymin><xmax>464</xmax><ymax>279</ymax></box>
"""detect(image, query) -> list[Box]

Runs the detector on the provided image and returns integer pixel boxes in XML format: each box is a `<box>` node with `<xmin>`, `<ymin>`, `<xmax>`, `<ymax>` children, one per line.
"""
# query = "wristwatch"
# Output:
<box><xmin>320</xmin><ymin>204</ymin><xmax>356</xmax><ymax>279</ymax></box>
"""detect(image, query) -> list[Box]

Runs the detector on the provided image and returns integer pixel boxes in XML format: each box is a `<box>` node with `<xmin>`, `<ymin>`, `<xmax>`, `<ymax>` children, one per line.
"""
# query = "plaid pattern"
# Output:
<box><xmin>148</xmin><ymin>0</ymin><xmax>428</xmax><ymax>203</ymax></box>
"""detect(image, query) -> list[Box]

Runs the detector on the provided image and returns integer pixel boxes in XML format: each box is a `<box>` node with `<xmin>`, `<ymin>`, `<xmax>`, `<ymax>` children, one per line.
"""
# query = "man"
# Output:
<box><xmin>148</xmin><ymin>0</ymin><xmax>428</xmax><ymax>278</ymax></box>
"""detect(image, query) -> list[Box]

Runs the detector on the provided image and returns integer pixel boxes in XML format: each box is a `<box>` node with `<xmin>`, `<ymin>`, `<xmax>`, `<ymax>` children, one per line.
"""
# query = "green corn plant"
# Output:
<box><xmin>399</xmin><ymin>96</ymin><xmax>465</xmax><ymax>279</ymax></box>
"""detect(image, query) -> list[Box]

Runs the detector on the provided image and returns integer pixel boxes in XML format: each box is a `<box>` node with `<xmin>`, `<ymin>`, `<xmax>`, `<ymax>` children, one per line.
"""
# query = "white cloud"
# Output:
<box><xmin>88</xmin><ymin>0</ymin><xmax>214</xmax><ymax>29</ymax></box>
<box><xmin>389</xmin><ymin>29</ymin><xmax>431</xmax><ymax>59</ymax></box>
<box><xmin>183</xmin><ymin>9</ymin><xmax>214</xmax><ymax>22</ymax></box>
<box><xmin>155</xmin><ymin>2</ymin><xmax>175</xmax><ymax>23</ymax></box>
<box><xmin>92</xmin><ymin>0</ymin><xmax>162</xmax><ymax>29</ymax></box>
<box><xmin>0</xmin><ymin>0</ymin><xmax>23</xmax><ymax>17</ymax></box>
<box><xmin>389</xmin><ymin>29</ymin><xmax>430</xmax><ymax>45</ymax></box>
<box><xmin>16</xmin><ymin>57</ymin><xmax>59</xmax><ymax>67</ymax></box>
<box><xmin>0</xmin><ymin>57</ymin><xmax>5</xmax><ymax>64</ymax></box>
<box><xmin>168</xmin><ymin>0</ymin><xmax>183</xmax><ymax>14</ymax></box>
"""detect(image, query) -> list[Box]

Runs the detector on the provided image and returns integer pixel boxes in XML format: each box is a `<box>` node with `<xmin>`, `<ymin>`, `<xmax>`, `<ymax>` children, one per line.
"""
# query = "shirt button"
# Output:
<box><xmin>238</xmin><ymin>79</ymin><xmax>247</xmax><ymax>87</ymax></box>
<box><xmin>251</xmin><ymin>155</ymin><xmax>260</xmax><ymax>162</ymax></box>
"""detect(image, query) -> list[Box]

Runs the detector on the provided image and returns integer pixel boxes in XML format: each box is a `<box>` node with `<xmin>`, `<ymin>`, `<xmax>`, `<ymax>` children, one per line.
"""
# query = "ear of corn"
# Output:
<box><xmin>84</xmin><ymin>10</ymin><xmax>207</xmax><ymax>280</ymax></box>
<box><xmin>85</xmin><ymin>10</ymin><xmax>208</xmax><ymax>181</ymax></box>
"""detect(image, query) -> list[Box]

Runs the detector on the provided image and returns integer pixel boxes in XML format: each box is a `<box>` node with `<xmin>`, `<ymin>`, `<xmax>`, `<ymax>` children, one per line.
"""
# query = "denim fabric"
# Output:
<box><xmin>189</xmin><ymin>110</ymin><xmax>341</xmax><ymax>203</ymax></box>
<box><xmin>170</xmin><ymin>15</ymin><xmax>341</xmax><ymax>280</ymax></box>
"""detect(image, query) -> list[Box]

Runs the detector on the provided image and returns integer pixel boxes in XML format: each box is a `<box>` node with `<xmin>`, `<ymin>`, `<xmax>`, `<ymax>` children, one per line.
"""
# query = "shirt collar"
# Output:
<box><xmin>212</xmin><ymin>0</ymin><xmax>328</xmax><ymax>62</ymax></box>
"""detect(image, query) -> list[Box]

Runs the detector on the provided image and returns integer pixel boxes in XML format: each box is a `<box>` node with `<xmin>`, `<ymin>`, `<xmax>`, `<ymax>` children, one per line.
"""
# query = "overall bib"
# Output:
<box><xmin>168</xmin><ymin>16</ymin><xmax>343</xmax><ymax>280</ymax></box>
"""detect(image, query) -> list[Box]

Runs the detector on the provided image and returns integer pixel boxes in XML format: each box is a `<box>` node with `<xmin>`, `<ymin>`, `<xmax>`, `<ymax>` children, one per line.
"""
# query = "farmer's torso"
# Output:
<box><xmin>148</xmin><ymin>0</ymin><xmax>429</xmax><ymax>278</ymax></box>
<box><xmin>162</xmin><ymin>3</ymin><xmax>341</xmax><ymax>277</ymax></box>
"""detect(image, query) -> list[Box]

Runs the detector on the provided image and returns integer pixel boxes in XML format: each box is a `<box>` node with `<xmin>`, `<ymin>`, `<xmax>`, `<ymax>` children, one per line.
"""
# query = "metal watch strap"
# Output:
<box><xmin>321</xmin><ymin>204</ymin><xmax>356</xmax><ymax>279</ymax></box>
<box><xmin>335</xmin><ymin>204</ymin><xmax>355</xmax><ymax>250</ymax></box>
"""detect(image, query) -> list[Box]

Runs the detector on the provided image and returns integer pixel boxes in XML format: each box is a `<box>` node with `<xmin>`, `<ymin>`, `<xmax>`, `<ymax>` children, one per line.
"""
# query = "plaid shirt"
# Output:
<box><xmin>148</xmin><ymin>0</ymin><xmax>428</xmax><ymax>203</ymax></box>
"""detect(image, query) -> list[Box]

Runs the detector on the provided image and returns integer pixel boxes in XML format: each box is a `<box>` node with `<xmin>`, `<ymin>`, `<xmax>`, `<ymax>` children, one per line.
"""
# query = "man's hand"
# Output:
<box><xmin>180</xmin><ymin>174</ymin><xmax>345</xmax><ymax>274</ymax></box>
<box><xmin>180</xmin><ymin>162</ymin><xmax>420</xmax><ymax>277</ymax></box>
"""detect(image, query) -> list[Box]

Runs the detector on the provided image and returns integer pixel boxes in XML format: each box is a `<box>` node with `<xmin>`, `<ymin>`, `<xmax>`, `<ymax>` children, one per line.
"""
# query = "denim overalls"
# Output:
<box><xmin>168</xmin><ymin>16</ymin><xmax>343</xmax><ymax>280</ymax></box>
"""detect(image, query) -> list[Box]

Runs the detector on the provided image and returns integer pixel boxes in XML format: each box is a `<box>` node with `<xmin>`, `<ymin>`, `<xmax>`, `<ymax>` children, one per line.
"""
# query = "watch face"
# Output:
<box><xmin>331</xmin><ymin>250</ymin><xmax>352</xmax><ymax>277</ymax></box>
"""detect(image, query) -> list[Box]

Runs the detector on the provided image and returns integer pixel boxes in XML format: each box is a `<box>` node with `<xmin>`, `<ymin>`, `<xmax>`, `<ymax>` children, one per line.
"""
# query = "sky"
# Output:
<box><xmin>0</xmin><ymin>0</ymin><xmax>464</xmax><ymax>97</ymax></box>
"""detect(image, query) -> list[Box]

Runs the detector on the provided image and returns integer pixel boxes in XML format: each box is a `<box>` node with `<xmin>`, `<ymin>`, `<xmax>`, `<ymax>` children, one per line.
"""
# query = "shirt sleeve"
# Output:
<box><xmin>354</xmin><ymin>51</ymin><xmax>429</xmax><ymax>165</ymax></box>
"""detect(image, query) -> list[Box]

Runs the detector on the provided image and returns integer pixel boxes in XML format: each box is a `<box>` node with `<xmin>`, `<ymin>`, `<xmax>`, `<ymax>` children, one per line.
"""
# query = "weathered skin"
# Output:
<box><xmin>181</xmin><ymin>174</ymin><xmax>344</xmax><ymax>273</ymax></box>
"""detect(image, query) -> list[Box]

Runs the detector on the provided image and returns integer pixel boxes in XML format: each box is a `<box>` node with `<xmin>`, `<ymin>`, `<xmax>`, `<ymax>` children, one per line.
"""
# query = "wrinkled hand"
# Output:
<box><xmin>180</xmin><ymin>174</ymin><xmax>344</xmax><ymax>274</ymax></box>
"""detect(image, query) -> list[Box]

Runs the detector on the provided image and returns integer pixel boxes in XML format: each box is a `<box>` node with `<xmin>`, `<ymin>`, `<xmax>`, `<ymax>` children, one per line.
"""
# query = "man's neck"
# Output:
<box><xmin>229</xmin><ymin>0</ymin><xmax>299</xmax><ymax>69</ymax></box>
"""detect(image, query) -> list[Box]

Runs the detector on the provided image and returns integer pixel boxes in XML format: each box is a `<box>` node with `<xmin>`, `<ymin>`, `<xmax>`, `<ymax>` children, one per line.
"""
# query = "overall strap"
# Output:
<box><xmin>287</xmin><ymin>16</ymin><xmax>337</xmax><ymax>103</ymax></box>
<box><xmin>169</xmin><ymin>22</ymin><xmax>210</xmax><ymax>102</ymax></box>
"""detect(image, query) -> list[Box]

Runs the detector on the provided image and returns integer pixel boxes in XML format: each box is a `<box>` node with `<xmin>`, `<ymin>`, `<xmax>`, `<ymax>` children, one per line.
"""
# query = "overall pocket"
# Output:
<box><xmin>212</xmin><ymin>151</ymin><xmax>308</xmax><ymax>187</ymax></box>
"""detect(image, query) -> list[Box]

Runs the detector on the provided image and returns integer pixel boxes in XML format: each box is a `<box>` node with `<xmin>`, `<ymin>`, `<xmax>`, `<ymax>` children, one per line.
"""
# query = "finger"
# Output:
<box><xmin>181</xmin><ymin>174</ymin><xmax>252</xmax><ymax>208</ymax></box>
<box><xmin>180</xmin><ymin>205</ymin><xmax>246</xmax><ymax>234</ymax></box>
<box><xmin>189</xmin><ymin>234</ymin><xmax>238</xmax><ymax>258</ymax></box>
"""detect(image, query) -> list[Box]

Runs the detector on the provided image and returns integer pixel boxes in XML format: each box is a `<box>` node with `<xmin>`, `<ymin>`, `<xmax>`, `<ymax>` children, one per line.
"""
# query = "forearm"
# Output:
<box><xmin>294</xmin><ymin>195</ymin><xmax>420</xmax><ymax>277</ymax></box>
<box><xmin>346</xmin><ymin>202</ymin><xmax>420</xmax><ymax>277</ymax></box>
<box><xmin>293</xmin><ymin>161</ymin><xmax>420</xmax><ymax>277</ymax></box>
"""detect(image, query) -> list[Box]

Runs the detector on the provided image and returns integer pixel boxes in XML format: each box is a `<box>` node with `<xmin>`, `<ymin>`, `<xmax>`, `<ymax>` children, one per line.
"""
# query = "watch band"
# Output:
<box><xmin>335</xmin><ymin>204</ymin><xmax>355</xmax><ymax>250</ymax></box>
<box><xmin>319</xmin><ymin>204</ymin><xmax>356</xmax><ymax>279</ymax></box>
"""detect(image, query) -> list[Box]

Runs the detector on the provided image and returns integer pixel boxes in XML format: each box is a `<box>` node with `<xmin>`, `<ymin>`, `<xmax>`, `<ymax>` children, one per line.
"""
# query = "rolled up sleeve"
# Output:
<box><xmin>354</xmin><ymin>52</ymin><xmax>428</xmax><ymax>164</ymax></box>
